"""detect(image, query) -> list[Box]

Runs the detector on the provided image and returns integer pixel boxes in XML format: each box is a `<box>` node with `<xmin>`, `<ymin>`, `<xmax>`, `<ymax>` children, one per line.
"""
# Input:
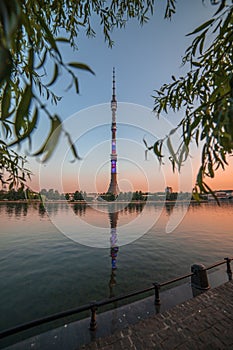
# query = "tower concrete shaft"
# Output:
<box><xmin>107</xmin><ymin>68</ymin><xmax>119</xmax><ymax>195</ymax></box>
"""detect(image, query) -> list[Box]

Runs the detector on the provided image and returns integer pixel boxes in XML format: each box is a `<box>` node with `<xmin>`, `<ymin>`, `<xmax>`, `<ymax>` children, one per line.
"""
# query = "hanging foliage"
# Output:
<box><xmin>148</xmin><ymin>0</ymin><xmax>233</xmax><ymax>196</ymax></box>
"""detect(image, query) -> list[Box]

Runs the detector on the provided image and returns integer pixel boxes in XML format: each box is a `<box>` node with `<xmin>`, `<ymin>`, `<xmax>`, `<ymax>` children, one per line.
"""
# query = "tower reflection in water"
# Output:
<box><xmin>108</xmin><ymin>210</ymin><xmax>119</xmax><ymax>298</ymax></box>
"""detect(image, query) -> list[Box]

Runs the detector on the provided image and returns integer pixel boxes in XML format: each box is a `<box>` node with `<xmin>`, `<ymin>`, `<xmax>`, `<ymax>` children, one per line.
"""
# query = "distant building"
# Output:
<box><xmin>165</xmin><ymin>186</ymin><xmax>173</xmax><ymax>194</ymax></box>
<box><xmin>207</xmin><ymin>191</ymin><xmax>232</xmax><ymax>200</ymax></box>
<box><xmin>165</xmin><ymin>186</ymin><xmax>176</xmax><ymax>201</ymax></box>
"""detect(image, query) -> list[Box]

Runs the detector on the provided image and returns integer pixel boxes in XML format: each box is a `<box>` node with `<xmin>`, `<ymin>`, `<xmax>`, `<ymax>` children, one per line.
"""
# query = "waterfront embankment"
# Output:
<box><xmin>82</xmin><ymin>280</ymin><xmax>233</xmax><ymax>349</ymax></box>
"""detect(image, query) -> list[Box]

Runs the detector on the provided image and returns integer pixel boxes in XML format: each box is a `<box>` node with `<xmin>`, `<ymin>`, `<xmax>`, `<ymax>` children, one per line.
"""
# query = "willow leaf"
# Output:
<box><xmin>0</xmin><ymin>46</ymin><xmax>12</xmax><ymax>84</ymax></box>
<box><xmin>169</xmin><ymin>156</ymin><xmax>175</xmax><ymax>172</ymax></box>
<box><xmin>153</xmin><ymin>140</ymin><xmax>163</xmax><ymax>158</ymax></box>
<box><xmin>33</xmin><ymin>115</ymin><xmax>62</xmax><ymax>161</ymax></box>
<box><xmin>65</xmin><ymin>132</ymin><xmax>82</xmax><ymax>160</ymax></box>
<box><xmin>167</xmin><ymin>137</ymin><xmax>178</xmax><ymax>164</ymax></box>
<box><xmin>9</xmin><ymin>108</ymin><xmax>38</xmax><ymax>146</ymax></box>
<box><xmin>1</xmin><ymin>83</ymin><xmax>11</xmax><ymax>120</ymax></box>
<box><xmin>203</xmin><ymin>181</ymin><xmax>220</xmax><ymax>205</ymax></box>
<box><xmin>74</xmin><ymin>76</ymin><xmax>79</xmax><ymax>94</ymax></box>
<box><xmin>47</xmin><ymin>63</ymin><xmax>59</xmax><ymax>87</ymax></box>
<box><xmin>14</xmin><ymin>85</ymin><xmax>32</xmax><ymax>137</ymax></box>
<box><xmin>143</xmin><ymin>137</ymin><xmax>148</xmax><ymax>148</ymax></box>
<box><xmin>56</xmin><ymin>37</ymin><xmax>70</xmax><ymax>43</ymax></box>
<box><xmin>186</xmin><ymin>19</ymin><xmax>215</xmax><ymax>36</ymax></box>
<box><xmin>192</xmin><ymin>191</ymin><xmax>200</xmax><ymax>202</ymax></box>
<box><xmin>178</xmin><ymin>144</ymin><xmax>188</xmax><ymax>171</ymax></box>
<box><xmin>68</xmin><ymin>62</ymin><xmax>95</xmax><ymax>75</ymax></box>
<box><xmin>214</xmin><ymin>0</ymin><xmax>226</xmax><ymax>16</ymax></box>
<box><xmin>36</xmin><ymin>49</ymin><xmax>47</xmax><ymax>69</ymax></box>
<box><xmin>169</xmin><ymin>127</ymin><xmax>177</xmax><ymax>136</ymax></box>
<box><xmin>36</xmin><ymin>13</ymin><xmax>60</xmax><ymax>58</ymax></box>
<box><xmin>196</xmin><ymin>167</ymin><xmax>205</xmax><ymax>192</ymax></box>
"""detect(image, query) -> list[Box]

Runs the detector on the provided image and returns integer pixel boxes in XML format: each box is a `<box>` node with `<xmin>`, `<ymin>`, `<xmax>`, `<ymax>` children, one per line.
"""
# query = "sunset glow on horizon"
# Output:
<box><xmin>28</xmin><ymin>148</ymin><xmax>233</xmax><ymax>194</ymax></box>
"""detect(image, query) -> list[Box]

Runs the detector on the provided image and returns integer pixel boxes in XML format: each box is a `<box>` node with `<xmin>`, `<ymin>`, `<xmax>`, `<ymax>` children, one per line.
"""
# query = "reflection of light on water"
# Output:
<box><xmin>110</xmin><ymin>228</ymin><xmax>118</xmax><ymax>270</ymax></box>
<box><xmin>45</xmin><ymin>202</ymin><xmax>164</xmax><ymax>248</ymax></box>
<box><xmin>109</xmin><ymin>211</ymin><xmax>119</xmax><ymax>297</ymax></box>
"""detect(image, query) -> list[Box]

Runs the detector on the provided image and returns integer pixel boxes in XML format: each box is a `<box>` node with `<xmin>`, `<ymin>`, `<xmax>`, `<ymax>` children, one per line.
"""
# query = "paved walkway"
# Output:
<box><xmin>82</xmin><ymin>280</ymin><xmax>233</xmax><ymax>349</ymax></box>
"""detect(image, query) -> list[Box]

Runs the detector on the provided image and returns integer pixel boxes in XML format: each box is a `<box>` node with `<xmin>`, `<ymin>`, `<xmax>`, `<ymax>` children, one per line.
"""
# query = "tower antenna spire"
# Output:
<box><xmin>112</xmin><ymin>67</ymin><xmax>116</xmax><ymax>102</ymax></box>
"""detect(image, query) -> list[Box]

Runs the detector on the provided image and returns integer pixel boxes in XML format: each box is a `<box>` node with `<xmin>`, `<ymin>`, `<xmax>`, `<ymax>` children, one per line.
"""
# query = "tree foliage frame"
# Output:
<box><xmin>0</xmin><ymin>0</ymin><xmax>232</xmax><ymax>197</ymax></box>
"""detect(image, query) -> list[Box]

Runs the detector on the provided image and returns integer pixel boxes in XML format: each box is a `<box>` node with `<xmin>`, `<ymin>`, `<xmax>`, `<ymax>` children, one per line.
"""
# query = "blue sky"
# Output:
<box><xmin>24</xmin><ymin>1</ymin><xmax>233</xmax><ymax>194</ymax></box>
<box><xmin>49</xmin><ymin>0</ymin><xmax>214</xmax><ymax>115</ymax></box>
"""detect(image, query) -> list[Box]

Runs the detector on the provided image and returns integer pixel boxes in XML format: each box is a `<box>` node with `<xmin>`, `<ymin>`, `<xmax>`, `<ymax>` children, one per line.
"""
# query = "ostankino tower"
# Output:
<box><xmin>107</xmin><ymin>68</ymin><xmax>120</xmax><ymax>195</ymax></box>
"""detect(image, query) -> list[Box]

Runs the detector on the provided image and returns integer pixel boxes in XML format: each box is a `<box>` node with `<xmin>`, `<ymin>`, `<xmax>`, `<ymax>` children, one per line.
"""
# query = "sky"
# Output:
<box><xmin>21</xmin><ymin>0</ymin><xmax>233</xmax><ymax>194</ymax></box>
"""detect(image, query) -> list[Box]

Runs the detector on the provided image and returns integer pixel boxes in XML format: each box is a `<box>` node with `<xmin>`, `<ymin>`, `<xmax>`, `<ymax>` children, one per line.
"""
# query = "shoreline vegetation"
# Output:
<box><xmin>0</xmin><ymin>188</ymin><xmax>232</xmax><ymax>204</ymax></box>
<box><xmin>1</xmin><ymin>198</ymin><xmax>231</xmax><ymax>204</ymax></box>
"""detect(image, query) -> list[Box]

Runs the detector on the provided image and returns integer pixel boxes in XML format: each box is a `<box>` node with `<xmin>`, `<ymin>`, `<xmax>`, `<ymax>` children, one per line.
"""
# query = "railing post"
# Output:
<box><xmin>191</xmin><ymin>264</ymin><xmax>210</xmax><ymax>296</ymax></box>
<box><xmin>89</xmin><ymin>303</ymin><xmax>97</xmax><ymax>331</ymax></box>
<box><xmin>224</xmin><ymin>257</ymin><xmax>232</xmax><ymax>281</ymax></box>
<box><xmin>153</xmin><ymin>282</ymin><xmax>161</xmax><ymax>305</ymax></box>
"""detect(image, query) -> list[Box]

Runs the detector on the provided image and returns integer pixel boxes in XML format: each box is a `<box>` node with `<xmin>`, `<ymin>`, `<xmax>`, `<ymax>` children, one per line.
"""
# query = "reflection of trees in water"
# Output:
<box><xmin>45</xmin><ymin>203</ymin><xmax>60</xmax><ymax>216</ymax></box>
<box><xmin>165</xmin><ymin>202</ymin><xmax>175</xmax><ymax>216</ymax></box>
<box><xmin>68</xmin><ymin>203</ymin><xmax>87</xmax><ymax>217</ymax></box>
<box><xmin>38</xmin><ymin>203</ymin><xmax>46</xmax><ymax>217</ymax></box>
<box><xmin>36</xmin><ymin>202</ymin><xmax>67</xmax><ymax>217</ymax></box>
<box><xmin>15</xmin><ymin>203</ymin><xmax>27</xmax><ymax>217</ymax></box>
<box><xmin>40</xmin><ymin>202</ymin><xmax>86</xmax><ymax>218</ymax></box>
<box><xmin>5</xmin><ymin>203</ymin><xmax>16</xmax><ymax>217</ymax></box>
<box><xmin>22</xmin><ymin>203</ymin><xmax>28</xmax><ymax>217</ymax></box>
<box><xmin>125</xmin><ymin>202</ymin><xmax>145</xmax><ymax>214</ymax></box>
<box><xmin>73</xmin><ymin>203</ymin><xmax>86</xmax><ymax>216</ymax></box>
<box><xmin>5</xmin><ymin>203</ymin><xmax>28</xmax><ymax>217</ymax></box>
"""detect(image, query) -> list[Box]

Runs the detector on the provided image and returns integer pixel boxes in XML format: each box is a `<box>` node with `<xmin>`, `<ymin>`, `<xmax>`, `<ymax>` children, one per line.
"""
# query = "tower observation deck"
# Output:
<box><xmin>107</xmin><ymin>68</ymin><xmax>120</xmax><ymax>196</ymax></box>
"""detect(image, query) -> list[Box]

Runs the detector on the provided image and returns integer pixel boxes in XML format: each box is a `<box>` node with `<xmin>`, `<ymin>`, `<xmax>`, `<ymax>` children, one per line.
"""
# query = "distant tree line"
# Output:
<box><xmin>0</xmin><ymin>188</ymin><xmax>66</xmax><ymax>201</ymax></box>
<box><xmin>40</xmin><ymin>189</ymin><xmax>65</xmax><ymax>200</ymax></box>
<box><xmin>0</xmin><ymin>188</ymin><xmax>39</xmax><ymax>200</ymax></box>
<box><xmin>99</xmin><ymin>190</ymin><xmax>191</xmax><ymax>202</ymax></box>
<box><xmin>99</xmin><ymin>191</ymin><xmax>148</xmax><ymax>202</ymax></box>
<box><xmin>0</xmin><ymin>187</ymin><xmax>192</xmax><ymax>202</ymax></box>
<box><xmin>66</xmin><ymin>190</ymin><xmax>87</xmax><ymax>201</ymax></box>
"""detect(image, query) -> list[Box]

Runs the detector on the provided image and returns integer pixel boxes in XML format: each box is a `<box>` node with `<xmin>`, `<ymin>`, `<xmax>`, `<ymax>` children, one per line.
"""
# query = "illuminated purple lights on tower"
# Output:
<box><xmin>107</xmin><ymin>68</ymin><xmax>119</xmax><ymax>195</ymax></box>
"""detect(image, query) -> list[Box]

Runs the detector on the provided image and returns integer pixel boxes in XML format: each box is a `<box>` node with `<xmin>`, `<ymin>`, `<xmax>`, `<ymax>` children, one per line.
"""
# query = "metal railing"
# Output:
<box><xmin>0</xmin><ymin>257</ymin><xmax>232</xmax><ymax>340</ymax></box>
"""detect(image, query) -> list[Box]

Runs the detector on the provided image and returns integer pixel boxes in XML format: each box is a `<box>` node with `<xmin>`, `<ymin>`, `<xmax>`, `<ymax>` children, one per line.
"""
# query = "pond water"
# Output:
<box><xmin>0</xmin><ymin>201</ymin><xmax>233</xmax><ymax>331</ymax></box>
